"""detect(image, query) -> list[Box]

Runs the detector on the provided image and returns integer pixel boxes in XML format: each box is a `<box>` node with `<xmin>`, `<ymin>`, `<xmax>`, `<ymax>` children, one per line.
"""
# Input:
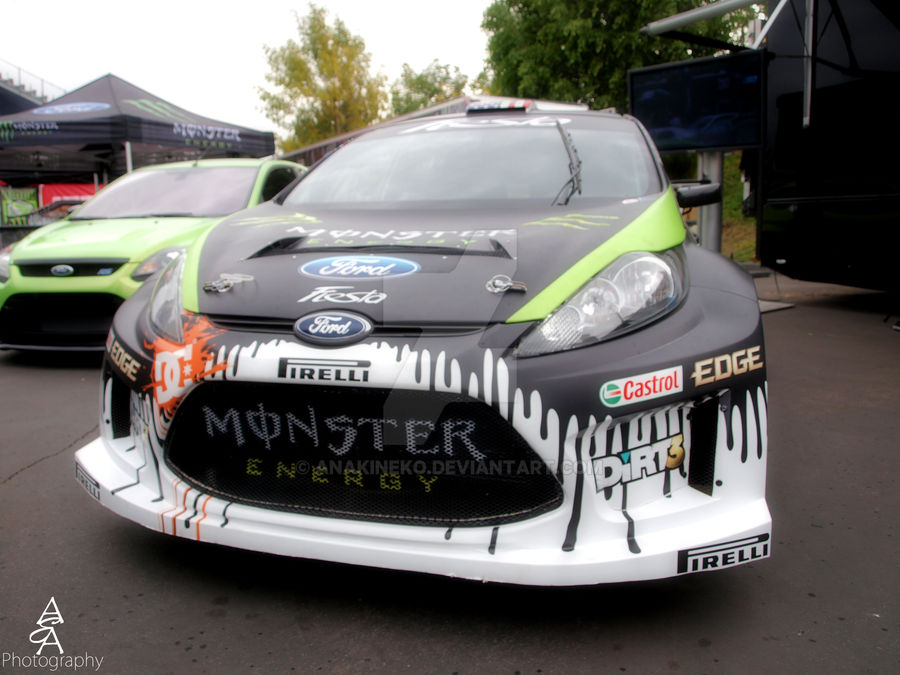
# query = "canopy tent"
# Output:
<box><xmin>0</xmin><ymin>74</ymin><xmax>275</xmax><ymax>186</ymax></box>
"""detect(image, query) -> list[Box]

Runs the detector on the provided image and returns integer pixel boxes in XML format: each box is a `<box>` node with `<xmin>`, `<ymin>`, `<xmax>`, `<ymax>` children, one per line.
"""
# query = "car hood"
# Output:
<box><xmin>190</xmin><ymin>191</ymin><xmax>686</xmax><ymax>325</ymax></box>
<box><xmin>11</xmin><ymin>216</ymin><xmax>220</xmax><ymax>262</ymax></box>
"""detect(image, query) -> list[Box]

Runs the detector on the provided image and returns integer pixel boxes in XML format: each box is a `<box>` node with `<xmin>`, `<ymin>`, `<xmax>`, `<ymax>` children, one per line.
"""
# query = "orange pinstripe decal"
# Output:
<box><xmin>171</xmin><ymin>487</ymin><xmax>193</xmax><ymax>535</ymax></box>
<box><xmin>158</xmin><ymin>479</ymin><xmax>183</xmax><ymax>532</ymax></box>
<box><xmin>195</xmin><ymin>495</ymin><xmax>213</xmax><ymax>541</ymax></box>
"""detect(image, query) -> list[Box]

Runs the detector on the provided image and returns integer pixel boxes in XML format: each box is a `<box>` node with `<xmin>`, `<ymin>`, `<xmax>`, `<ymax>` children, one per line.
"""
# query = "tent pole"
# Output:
<box><xmin>93</xmin><ymin>173</ymin><xmax>99</xmax><ymax>190</ymax></box>
<box><xmin>125</xmin><ymin>141</ymin><xmax>134</xmax><ymax>173</ymax></box>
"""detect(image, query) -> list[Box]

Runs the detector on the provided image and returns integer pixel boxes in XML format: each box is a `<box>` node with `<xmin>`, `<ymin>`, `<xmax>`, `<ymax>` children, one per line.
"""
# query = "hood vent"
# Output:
<box><xmin>248</xmin><ymin>236</ymin><xmax>513</xmax><ymax>260</ymax></box>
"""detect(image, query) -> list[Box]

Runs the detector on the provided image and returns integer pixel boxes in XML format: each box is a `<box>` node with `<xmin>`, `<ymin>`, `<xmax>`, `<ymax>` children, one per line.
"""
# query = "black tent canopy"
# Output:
<box><xmin>0</xmin><ymin>73</ymin><xmax>275</xmax><ymax>186</ymax></box>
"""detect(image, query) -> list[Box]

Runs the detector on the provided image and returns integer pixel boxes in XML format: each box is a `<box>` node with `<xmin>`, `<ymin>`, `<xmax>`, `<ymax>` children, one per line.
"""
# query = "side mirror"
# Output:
<box><xmin>674</xmin><ymin>182</ymin><xmax>721</xmax><ymax>208</ymax></box>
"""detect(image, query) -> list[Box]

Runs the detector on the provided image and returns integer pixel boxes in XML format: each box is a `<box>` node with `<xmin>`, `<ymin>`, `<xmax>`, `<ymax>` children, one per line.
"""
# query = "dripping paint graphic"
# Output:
<box><xmin>137</xmin><ymin>330</ymin><xmax>766</xmax><ymax>557</ymax></box>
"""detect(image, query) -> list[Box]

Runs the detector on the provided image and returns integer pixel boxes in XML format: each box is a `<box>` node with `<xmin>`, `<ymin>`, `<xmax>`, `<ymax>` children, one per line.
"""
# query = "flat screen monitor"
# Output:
<box><xmin>629</xmin><ymin>50</ymin><xmax>763</xmax><ymax>152</ymax></box>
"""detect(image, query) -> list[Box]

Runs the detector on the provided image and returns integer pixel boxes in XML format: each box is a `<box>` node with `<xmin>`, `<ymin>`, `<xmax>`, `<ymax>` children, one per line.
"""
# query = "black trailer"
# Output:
<box><xmin>632</xmin><ymin>0</ymin><xmax>900</xmax><ymax>292</ymax></box>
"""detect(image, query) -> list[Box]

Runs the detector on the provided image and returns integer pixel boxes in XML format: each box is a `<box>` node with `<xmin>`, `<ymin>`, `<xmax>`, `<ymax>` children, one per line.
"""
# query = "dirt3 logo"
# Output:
<box><xmin>29</xmin><ymin>597</ymin><xmax>64</xmax><ymax>655</ymax></box>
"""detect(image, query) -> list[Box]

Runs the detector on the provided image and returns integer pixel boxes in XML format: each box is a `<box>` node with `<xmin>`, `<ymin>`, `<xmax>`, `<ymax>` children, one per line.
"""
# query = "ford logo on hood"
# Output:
<box><xmin>294</xmin><ymin>311</ymin><xmax>373</xmax><ymax>346</ymax></box>
<box><xmin>300</xmin><ymin>255</ymin><xmax>420</xmax><ymax>280</ymax></box>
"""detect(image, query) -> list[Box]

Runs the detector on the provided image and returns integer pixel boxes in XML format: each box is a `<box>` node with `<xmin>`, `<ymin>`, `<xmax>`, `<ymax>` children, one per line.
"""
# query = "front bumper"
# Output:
<box><xmin>74</xmin><ymin>273</ymin><xmax>771</xmax><ymax>585</ymax></box>
<box><xmin>0</xmin><ymin>267</ymin><xmax>141</xmax><ymax>350</ymax></box>
<box><xmin>76</xmin><ymin>430</ymin><xmax>770</xmax><ymax>585</ymax></box>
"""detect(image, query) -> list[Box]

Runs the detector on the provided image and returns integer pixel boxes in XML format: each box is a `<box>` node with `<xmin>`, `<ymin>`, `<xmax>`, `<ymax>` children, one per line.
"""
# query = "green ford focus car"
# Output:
<box><xmin>0</xmin><ymin>157</ymin><xmax>303</xmax><ymax>350</ymax></box>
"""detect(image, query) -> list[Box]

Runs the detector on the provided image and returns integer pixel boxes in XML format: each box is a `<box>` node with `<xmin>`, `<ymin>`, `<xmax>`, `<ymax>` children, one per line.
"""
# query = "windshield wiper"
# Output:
<box><xmin>553</xmin><ymin>120</ymin><xmax>582</xmax><ymax>206</ymax></box>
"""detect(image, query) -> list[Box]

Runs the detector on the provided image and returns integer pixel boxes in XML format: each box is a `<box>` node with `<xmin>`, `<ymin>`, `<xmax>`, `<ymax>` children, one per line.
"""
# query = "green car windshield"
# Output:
<box><xmin>70</xmin><ymin>166</ymin><xmax>259</xmax><ymax>220</ymax></box>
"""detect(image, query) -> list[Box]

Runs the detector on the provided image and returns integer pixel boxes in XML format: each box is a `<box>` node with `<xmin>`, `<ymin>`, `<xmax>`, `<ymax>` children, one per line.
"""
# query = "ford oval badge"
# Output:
<box><xmin>294</xmin><ymin>311</ymin><xmax>373</xmax><ymax>346</ymax></box>
<box><xmin>299</xmin><ymin>255</ymin><xmax>420</xmax><ymax>280</ymax></box>
<box><xmin>50</xmin><ymin>264</ymin><xmax>75</xmax><ymax>277</ymax></box>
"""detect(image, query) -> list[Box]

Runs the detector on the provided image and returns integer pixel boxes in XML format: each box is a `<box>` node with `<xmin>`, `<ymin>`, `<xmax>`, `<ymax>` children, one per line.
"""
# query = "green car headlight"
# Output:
<box><xmin>516</xmin><ymin>247</ymin><xmax>687</xmax><ymax>357</ymax></box>
<box><xmin>132</xmin><ymin>247</ymin><xmax>186</xmax><ymax>282</ymax></box>
<box><xmin>148</xmin><ymin>252</ymin><xmax>186</xmax><ymax>344</ymax></box>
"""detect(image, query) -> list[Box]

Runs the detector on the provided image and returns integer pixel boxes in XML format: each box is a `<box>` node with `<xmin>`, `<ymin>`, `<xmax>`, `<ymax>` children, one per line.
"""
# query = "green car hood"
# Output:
<box><xmin>11</xmin><ymin>216</ymin><xmax>221</xmax><ymax>263</ymax></box>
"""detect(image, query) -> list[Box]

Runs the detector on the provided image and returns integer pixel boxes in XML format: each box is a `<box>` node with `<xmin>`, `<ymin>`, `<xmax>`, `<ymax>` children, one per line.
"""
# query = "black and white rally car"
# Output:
<box><xmin>75</xmin><ymin>100</ymin><xmax>770</xmax><ymax>585</ymax></box>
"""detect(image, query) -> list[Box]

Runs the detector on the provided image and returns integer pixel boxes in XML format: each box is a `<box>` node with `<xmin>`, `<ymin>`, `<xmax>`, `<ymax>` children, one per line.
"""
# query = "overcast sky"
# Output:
<box><xmin>2</xmin><ymin>0</ymin><xmax>494</xmax><ymax>133</ymax></box>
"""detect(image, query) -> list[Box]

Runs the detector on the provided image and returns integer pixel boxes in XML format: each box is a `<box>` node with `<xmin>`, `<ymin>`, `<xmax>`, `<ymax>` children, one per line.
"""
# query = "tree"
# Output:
<box><xmin>259</xmin><ymin>4</ymin><xmax>387</xmax><ymax>152</ymax></box>
<box><xmin>483</xmin><ymin>0</ymin><xmax>759</xmax><ymax>111</ymax></box>
<box><xmin>389</xmin><ymin>60</ymin><xmax>469</xmax><ymax>116</ymax></box>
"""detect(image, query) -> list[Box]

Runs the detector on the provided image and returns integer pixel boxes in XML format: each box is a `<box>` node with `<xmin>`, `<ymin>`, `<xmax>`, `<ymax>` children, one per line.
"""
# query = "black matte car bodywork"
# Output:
<box><xmin>75</xmin><ymin>102</ymin><xmax>770</xmax><ymax>585</ymax></box>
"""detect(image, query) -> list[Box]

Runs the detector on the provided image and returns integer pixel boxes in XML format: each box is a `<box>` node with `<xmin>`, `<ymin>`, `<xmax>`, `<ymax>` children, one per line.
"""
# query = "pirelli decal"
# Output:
<box><xmin>75</xmin><ymin>461</ymin><xmax>100</xmax><ymax>502</ymax></box>
<box><xmin>677</xmin><ymin>533</ymin><xmax>770</xmax><ymax>574</ymax></box>
<box><xmin>277</xmin><ymin>357</ymin><xmax>371</xmax><ymax>383</ymax></box>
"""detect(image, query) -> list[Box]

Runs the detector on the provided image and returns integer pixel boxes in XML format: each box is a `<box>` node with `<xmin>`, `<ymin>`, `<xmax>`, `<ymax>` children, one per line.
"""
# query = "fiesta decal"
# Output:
<box><xmin>293</xmin><ymin>311</ymin><xmax>373</xmax><ymax>345</ymax></box>
<box><xmin>297</xmin><ymin>286</ymin><xmax>387</xmax><ymax>305</ymax></box>
<box><xmin>691</xmin><ymin>346</ymin><xmax>763</xmax><ymax>387</ymax></box>
<box><xmin>599</xmin><ymin>366</ymin><xmax>683</xmax><ymax>407</ymax></box>
<box><xmin>300</xmin><ymin>256</ymin><xmax>419</xmax><ymax>280</ymax></box>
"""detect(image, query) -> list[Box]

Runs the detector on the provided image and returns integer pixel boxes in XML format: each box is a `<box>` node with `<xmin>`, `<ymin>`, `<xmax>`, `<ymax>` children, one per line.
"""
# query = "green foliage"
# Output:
<box><xmin>259</xmin><ymin>4</ymin><xmax>387</xmax><ymax>152</ymax></box>
<box><xmin>390</xmin><ymin>60</ymin><xmax>469</xmax><ymax>116</ymax></box>
<box><xmin>482</xmin><ymin>0</ymin><xmax>759</xmax><ymax>111</ymax></box>
<box><xmin>721</xmin><ymin>151</ymin><xmax>757</xmax><ymax>262</ymax></box>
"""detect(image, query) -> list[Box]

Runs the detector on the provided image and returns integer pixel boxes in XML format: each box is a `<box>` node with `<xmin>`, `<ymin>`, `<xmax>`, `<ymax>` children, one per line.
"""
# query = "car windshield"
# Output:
<box><xmin>71</xmin><ymin>166</ymin><xmax>258</xmax><ymax>220</ymax></box>
<box><xmin>283</xmin><ymin>116</ymin><xmax>661</xmax><ymax>206</ymax></box>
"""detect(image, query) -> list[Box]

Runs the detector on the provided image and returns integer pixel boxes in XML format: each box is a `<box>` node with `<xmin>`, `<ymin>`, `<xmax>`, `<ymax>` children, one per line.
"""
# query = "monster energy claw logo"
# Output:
<box><xmin>0</xmin><ymin>120</ymin><xmax>60</xmax><ymax>141</ymax></box>
<box><xmin>122</xmin><ymin>98</ymin><xmax>195</xmax><ymax>123</ymax></box>
<box><xmin>122</xmin><ymin>98</ymin><xmax>242</xmax><ymax>144</ymax></box>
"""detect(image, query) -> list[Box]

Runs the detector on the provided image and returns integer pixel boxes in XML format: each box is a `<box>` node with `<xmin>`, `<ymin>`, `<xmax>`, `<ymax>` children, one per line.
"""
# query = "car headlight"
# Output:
<box><xmin>0</xmin><ymin>246</ymin><xmax>12</xmax><ymax>283</ymax></box>
<box><xmin>132</xmin><ymin>247</ymin><xmax>186</xmax><ymax>282</ymax></box>
<box><xmin>515</xmin><ymin>248</ymin><xmax>686</xmax><ymax>357</ymax></box>
<box><xmin>148</xmin><ymin>251</ymin><xmax>186</xmax><ymax>343</ymax></box>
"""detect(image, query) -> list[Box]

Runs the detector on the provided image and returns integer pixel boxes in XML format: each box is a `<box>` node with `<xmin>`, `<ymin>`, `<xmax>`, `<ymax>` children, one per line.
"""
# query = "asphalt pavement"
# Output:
<box><xmin>0</xmin><ymin>270</ymin><xmax>897</xmax><ymax>674</ymax></box>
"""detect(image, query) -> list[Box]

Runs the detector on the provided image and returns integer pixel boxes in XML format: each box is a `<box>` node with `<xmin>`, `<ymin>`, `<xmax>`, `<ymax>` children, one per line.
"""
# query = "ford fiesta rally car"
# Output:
<box><xmin>75</xmin><ymin>101</ymin><xmax>770</xmax><ymax>585</ymax></box>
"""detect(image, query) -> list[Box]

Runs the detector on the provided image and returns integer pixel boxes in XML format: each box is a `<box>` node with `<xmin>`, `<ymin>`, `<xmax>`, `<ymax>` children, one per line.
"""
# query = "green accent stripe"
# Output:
<box><xmin>181</xmin><ymin>225</ymin><xmax>217</xmax><ymax>313</ymax></box>
<box><xmin>506</xmin><ymin>189</ymin><xmax>686</xmax><ymax>323</ymax></box>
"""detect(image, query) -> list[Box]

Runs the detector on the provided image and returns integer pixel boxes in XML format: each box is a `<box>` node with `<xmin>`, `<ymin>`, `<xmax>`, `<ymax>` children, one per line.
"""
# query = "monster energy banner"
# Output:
<box><xmin>0</xmin><ymin>187</ymin><xmax>38</xmax><ymax>226</ymax></box>
<box><xmin>0</xmin><ymin>74</ymin><xmax>274</xmax><ymax>179</ymax></box>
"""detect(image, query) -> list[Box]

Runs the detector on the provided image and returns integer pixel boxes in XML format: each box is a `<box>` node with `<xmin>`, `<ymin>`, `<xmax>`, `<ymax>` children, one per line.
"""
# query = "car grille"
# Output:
<box><xmin>207</xmin><ymin>314</ymin><xmax>480</xmax><ymax>339</ymax></box>
<box><xmin>17</xmin><ymin>259</ymin><xmax>127</xmax><ymax>277</ymax></box>
<box><xmin>0</xmin><ymin>293</ymin><xmax>123</xmax><ymax>348</ymax></box>
<box><xmin>165</xmin><ymin>382</ymin><xmax>564</xmax><ymax>527</ymax></box>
